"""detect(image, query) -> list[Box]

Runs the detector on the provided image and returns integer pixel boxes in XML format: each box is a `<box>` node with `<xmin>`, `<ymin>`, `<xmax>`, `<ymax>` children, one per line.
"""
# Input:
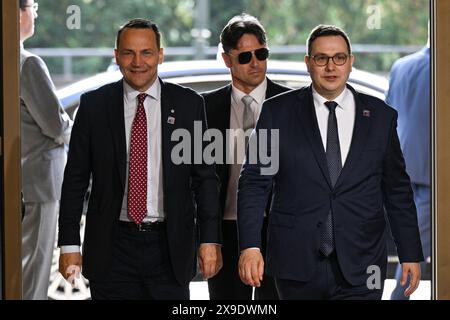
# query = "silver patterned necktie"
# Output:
<box><xmin>320</xmin><ymin>101</ymin><xmax>342</xmax><ymax>256</ymax></box>
<box><xmin>242</xmin><ymin>95</ymin><xmax>255</xmax><ymax>132</ymax></box>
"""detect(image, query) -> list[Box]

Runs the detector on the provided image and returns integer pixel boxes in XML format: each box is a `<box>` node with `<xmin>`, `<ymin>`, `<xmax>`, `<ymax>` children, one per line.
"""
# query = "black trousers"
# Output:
<box><xmin>90</xmin><ymin>222</ymin><xmax>189</xmax><ymax>300</ymax></box>
<box><xmin>208</xmin><ymin>219</ymin><xmax>279</xmax><ymax>300</ymax></box>
<box><xmin>275</xmin><ymin>252</ymin><xmax>384</xmax><ymax>300</ymax></box>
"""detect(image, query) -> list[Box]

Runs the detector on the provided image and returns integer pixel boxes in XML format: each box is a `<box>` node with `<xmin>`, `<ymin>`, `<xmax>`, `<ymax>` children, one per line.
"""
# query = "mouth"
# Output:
<box><xmin>324</xmin><ymin>75</ymin><xmax>338</xmax><ymax>81</ymax></box>
<box><xmin>249</xmin><ymin>69</ymin><xmax>263</xmax><ymax>76</ymax></box>
<box><xmin>130</xmin><ymin>69</ymin><xmax>148</xmax><ymax>74</ymax></box>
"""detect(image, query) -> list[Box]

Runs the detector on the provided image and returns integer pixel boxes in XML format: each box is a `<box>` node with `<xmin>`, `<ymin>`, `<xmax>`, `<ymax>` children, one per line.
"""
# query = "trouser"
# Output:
<box><xmin>275</xmin><ymin>252</ymin><xmax>384</xmax><ymax>300</ymax></box>
<box><xmin>22</xmin><ymin>201</ymin><xmax>59</xmax><ymax>300</ymax></box>
<box><xmin>208</xmin><ymin>219</ymin><xmax>278</xmax><ymax>300</ymax></box>
<box><xmin>90</xmin><ymin>222</ymin><xmax>189</xmax><ymax>300</ymax></box>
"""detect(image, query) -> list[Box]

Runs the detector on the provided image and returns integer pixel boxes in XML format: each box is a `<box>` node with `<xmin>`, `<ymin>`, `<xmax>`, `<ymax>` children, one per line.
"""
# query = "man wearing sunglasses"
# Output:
<box><xmin>237</xmin><ymin>25</ymin><xmax>423</xmax><ymax>299</ymax></box>
<box><xmin>202</xmin><ymin>14</ymin><xmax>290</xmax><ymax>300</ymax></box>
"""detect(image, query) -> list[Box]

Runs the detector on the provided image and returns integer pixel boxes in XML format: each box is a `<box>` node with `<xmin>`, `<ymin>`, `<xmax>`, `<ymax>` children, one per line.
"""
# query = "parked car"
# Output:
<box><xmin>49</xmin><ymin>59</ymin><xmax>389</xmax><ymax>300</ymax></box>
<box><xmin>57</xmin><ymin>59</ymin><xmax>388</xmax><ymax>118</ymax></box>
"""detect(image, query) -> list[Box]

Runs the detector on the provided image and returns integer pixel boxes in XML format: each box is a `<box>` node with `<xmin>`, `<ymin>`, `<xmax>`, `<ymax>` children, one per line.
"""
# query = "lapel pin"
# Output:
<box><xmin>363</xmin><ymin>110</ymin><xmax>371</xmax><ymax>117</ymax></box>
<box><xmin>167</xmin><ymin>116</ymin><xmax>176</xmax><ymax>125</ymax></box>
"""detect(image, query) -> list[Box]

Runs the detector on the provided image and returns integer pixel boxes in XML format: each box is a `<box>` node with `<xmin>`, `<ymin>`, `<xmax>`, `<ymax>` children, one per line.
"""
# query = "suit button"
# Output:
<box><xmin>317</xmin><ymin>222</ymin><xmax>322</xmax><ymax>228</ymax></box>
<box><xmin>331</xmin><ymin>193</ymin><xmax>336</xmax><ymax>200</ymax></box>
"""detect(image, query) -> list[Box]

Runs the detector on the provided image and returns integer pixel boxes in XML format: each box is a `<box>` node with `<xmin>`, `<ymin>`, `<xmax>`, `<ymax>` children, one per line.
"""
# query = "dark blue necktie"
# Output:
<box><xmin>320</xmin><ymin>101</ymin><xmax>342</xmax><ymax>256</ymax></box>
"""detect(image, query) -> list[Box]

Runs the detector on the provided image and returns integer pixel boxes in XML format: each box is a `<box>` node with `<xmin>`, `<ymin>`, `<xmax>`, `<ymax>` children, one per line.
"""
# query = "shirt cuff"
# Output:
<box><xmin>60</xmin><ymin>245</ymin><xmax>80</xmax><ymax>254</ymax></box>
<box><xmin>200</xmin><ymin>243</ymin><xmax>222</xmax><ymax>247</ymax></box>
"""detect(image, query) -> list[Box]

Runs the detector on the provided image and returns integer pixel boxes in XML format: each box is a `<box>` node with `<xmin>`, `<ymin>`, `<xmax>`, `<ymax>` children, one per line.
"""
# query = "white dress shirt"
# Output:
<box><xmin>60</xmin><ymin>80</ymin><xmax>164</xmax><ymax>254</ymax></box>
<box><xmin>224</xmin><ymin>79</ymin><xmax>267</xmax><ymax>220</ymax></box>
<box><xmin>120</xmin><ymin>80</ymin><xmax>164</xmax><ymax>222</ymax></box>
<box><xmin>312</xmin><ymin>87</ymin><xmax>355</xmax><ymax>165</ymax></box>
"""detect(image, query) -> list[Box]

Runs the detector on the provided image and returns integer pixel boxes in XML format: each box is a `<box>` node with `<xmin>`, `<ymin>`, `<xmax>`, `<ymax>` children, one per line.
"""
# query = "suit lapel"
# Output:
<box><xmin>334</xmin><ymin>85</ymin><xmax>372</xmax><ymax>190</ymax></box>
<box><xmin>160</xmin><ymin>78</ymin><xmax>180</xmax><ymax>205</ymax></box>
<box><xmin>213</xmin><ymin>85</ymin><xmax>232</xmax><ymax>182</ymax></box>
<box><xmin>297</xmin><ymin>86</ymin><xmax>332</xmax><ymax>187</ymax></box>
<box><xmin>107</xmin><ymin>80</ymin><xmax>127</xmax><ymax>189</ymax></box>
<box><xmin>218</xmin><ymin>85</ymin><xmax>232</xmax><ymax>137</ymax></box>
<box><xmin>265</xmin><ymin>78</ymin><xmax>278</xmax><ymax>98</ymax></box>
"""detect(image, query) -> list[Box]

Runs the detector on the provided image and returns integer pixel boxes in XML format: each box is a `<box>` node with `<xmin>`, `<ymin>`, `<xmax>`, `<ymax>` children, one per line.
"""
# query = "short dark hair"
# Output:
<box><xmin>220</xmin><ymin>13</ymin><xmax>267</xmax><ymax>53</ymax></box>
<box><xmin>116</xmin><ymin>18</ymin><xmax>161</xmax><ymax>49</ymax></box>
<box><xmin>19</xmin><ymin>0</ymin><xmax>28</xmax><ymax>10</ymax></box>
<box><xmin>306</xmin><ymin>25</ymin><xmax>352</xmax><ymax>56</ymax></box>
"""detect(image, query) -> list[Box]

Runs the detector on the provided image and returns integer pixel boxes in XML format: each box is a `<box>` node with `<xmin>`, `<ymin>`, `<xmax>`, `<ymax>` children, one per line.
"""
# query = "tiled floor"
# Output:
<box><xmin>189</xmin><ymin>279</ymin><xmax>431</xmax><ymax>300</ymax></box>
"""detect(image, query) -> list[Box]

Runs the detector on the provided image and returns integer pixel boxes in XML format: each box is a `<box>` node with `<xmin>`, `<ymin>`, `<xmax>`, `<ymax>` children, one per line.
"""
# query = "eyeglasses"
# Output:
<box><xmin>309</xmin><ymin>53</ymin><xmax>351</xmax><ymax>66</ymax></box>
<box><xmin>24</xmin><ymin>2</ymin><xmax>39</xmax><ymax>11</ymax></box>
<box><xmin>228</xmin><ymin>48</ymin><xmax>270</xmax><ymax>65</ymax></box>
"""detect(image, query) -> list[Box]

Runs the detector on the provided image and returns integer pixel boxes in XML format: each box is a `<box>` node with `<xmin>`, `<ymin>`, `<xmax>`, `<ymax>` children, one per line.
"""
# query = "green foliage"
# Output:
<box><xmin>25</xmin><ymin>0</ymin><xmax>429</xmax><ymax>76</ymax></box>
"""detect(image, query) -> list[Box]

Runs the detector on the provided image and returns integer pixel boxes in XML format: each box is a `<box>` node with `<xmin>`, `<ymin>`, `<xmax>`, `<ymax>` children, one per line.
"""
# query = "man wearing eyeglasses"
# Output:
<box><xmin>19</xmin><ymin>0</ymin><xmax>73</xmax><ymax>299</ymax></box>
<box><xmin>237</xmin><ymin>25</ymin><xmax>423</xmax><ymax>299</ymax></box>
<box><xmin>202</xmin><ymin>14</ymin><xmax>290</xmax><ymax>300</ymax></box>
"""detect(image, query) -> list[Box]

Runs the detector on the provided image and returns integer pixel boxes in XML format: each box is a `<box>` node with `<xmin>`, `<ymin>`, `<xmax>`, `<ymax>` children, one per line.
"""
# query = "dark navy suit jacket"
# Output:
<box><xmin>237</xmin><ymin>84</ymin><xmax>423</xmax><ymax>286</ymax></box>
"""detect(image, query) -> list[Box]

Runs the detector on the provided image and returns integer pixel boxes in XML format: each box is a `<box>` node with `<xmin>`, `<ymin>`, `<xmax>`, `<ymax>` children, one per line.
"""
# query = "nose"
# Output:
<box><xmin>325</xmin><ymin>58</ymin><xmax>336</xmax><ymax>71</ymax></box>
<box><xmin>132</xmin><ymin>54</ymin><xmax>142</xmax><ymax>66</ymax></box>
<box><xmin>250</xmin><ymin>52</ymin><xmax>259</xmax><ymax>66</ymax></box>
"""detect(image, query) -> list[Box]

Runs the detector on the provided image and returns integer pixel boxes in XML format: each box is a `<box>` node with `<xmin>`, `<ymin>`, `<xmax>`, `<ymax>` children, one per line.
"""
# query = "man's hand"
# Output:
<box><xmin>401</xmin><ymin>262</ymin><xmax>421</xmax><ymax>297</ymax></box>
<box><xmin>238</xmin><ymin>248</ymin><xmax>264</xmax><ymax>287</ymax></box>
<box><xmin>198</xmin><ymin>244</ymin><xmax>223</xmax><ymax>280</ymax></box>
<box><xmin>59</xmin><ymin>252</ymin><xmax>82</xmax><ymax>280</ymax></box>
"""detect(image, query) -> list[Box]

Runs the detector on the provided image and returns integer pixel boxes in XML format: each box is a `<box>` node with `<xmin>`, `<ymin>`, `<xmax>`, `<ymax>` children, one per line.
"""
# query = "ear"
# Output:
<box><xmin>158</xmin><ymin>48</ymin><xmax>164</xmax><ymax>65</ymax></box>
<box><xmin>222</xmin><ymin>52</ymin><xmax>232</xmax><ymax>68</ymax></box>
<box><xmin>114</xmin><ymin>48</ymin><xmax>119</xmax><ymax>65</ymax></box>
<box><xmin>304</xmin><ymin>55</ymin><xmax>311</xmax><ymax>73</ymax></box>
<box><xmin>349</xmin><ymin>54</ymin><xmax>355</xmax><ymax>71</ymax></box>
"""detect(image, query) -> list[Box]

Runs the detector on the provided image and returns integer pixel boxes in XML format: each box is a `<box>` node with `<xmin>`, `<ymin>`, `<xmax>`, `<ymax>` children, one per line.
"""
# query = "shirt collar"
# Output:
<box><xmin>123</xmin><ymin>79</ymin><xmax>161</xmax><ymax>102</ymax></box>
<box><xmin>231</xmin><ymin>78</ymin><xmax>268</xmax><ymax>106</ymax></box>
<box><xmin>312</xmin><ymin>86</ymin><xmax>351</xmax><ymax>111</ymax></box>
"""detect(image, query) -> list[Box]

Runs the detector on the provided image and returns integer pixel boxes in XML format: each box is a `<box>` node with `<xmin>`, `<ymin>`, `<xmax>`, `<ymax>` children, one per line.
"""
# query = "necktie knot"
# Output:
<box><xmin>242</xmin><ymin>95</ymin><xmax>254</xmax><ymax>107</ymax></box>
<box><xmin>325</xmin><ymin>101</ymin><xmax>338</xmax><ymax>113</ymax></box>
<box><xmin>137</xmin><ymin>93</ymin><xmax>147</xmax><ymax>106</ymax></box>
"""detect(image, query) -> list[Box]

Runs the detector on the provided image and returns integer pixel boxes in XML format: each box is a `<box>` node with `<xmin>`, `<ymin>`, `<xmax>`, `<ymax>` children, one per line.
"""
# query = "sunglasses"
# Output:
<box><xmin>228</xmin><ymin>48</ymin><xmax>270</xmax><ymax>64</ymax></box>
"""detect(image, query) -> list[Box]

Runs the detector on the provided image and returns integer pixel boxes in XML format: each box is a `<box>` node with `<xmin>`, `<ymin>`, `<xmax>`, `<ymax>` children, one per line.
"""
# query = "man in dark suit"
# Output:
<box><xmin>237</xmin><ymin>25</ymin><xmax>423</xmax><ymax>300</ymax></box>
<box><xmin>202</xmin><ymin>14</ymin><xmax>290</xmax><ymax>300</ymax></box>
<box><xmin>386</xmin><ymin>46</ymin><xmax>430</xmax><ymax>300</ymax></box>
<box><xmin>57</xmin><ymin>18</ymin><xmax>222</xmax><ymax>300</ymax></box>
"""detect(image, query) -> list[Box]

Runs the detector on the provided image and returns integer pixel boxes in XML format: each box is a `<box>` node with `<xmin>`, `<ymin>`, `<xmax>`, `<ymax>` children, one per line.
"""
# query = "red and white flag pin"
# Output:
<box><xmin>167</xmin><ymin>116</ymin><xmax>176</xmax><ymax>124</ymax></box>
<box><xmin>363</xmin><ymin>110</ymin><xmax>371</xmax><ymax>117</ymax></box>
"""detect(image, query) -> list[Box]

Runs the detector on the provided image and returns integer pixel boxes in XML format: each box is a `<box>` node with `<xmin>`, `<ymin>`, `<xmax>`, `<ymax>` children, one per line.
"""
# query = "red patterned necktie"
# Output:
<box><xmin>127</xmin><ymin>93</ymin><xmax>148</xmax><ymax>225</ymax></box>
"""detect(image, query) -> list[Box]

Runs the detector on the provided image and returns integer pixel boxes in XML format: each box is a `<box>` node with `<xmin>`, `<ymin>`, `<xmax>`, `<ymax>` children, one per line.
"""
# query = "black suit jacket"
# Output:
<box><xmin>202</xmin><ymin>79</ymin><xmax>291</xmax><ymax>214</ymax></box>
<box><xmin>58</xmin><ymin>78</ymin><xmax>220</xmax><ymax>286</ymax></box>
<box><xmin>237</xmin><ymin>85</ymin><xmax>423</xmax><ymax>286</ymax></box>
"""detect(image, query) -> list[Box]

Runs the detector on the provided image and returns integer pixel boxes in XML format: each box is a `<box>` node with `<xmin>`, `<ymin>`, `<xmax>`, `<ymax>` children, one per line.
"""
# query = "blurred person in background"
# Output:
<box><xmin>386</xmin><ymin>42</ymin><xmax>430</xmax><ymax>300</ymax></box>
<box><xmin>19</xmin><ymin>0</ymin><xmax>73</xmax><ymax>300</ymax></box>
